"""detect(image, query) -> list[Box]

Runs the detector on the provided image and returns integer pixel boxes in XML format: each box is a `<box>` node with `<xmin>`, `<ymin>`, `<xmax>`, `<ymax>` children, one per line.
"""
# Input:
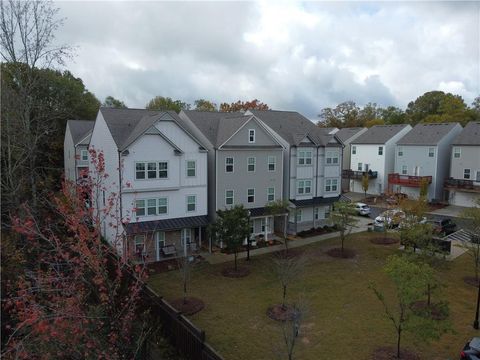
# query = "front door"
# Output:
<box><xmin>155</xmin><ymin>231</ymin><xmax>165</xmax><ymax>261</ymax></box>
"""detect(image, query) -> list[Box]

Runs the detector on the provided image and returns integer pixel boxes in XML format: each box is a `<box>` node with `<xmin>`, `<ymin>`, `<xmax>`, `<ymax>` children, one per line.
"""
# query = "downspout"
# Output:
<box><xmin>118</xmin><ymin>150</ymin><xmax>125</xmax><ymax>260</ymax></box>
<box><xmin>313</xmin><ymin>146</ymin><xmax>319</xmax><ymax>229</ymax></box>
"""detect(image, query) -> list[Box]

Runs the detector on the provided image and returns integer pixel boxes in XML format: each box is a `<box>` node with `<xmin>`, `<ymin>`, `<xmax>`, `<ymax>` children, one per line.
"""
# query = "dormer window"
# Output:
<box><xmin>248</xmin><ymin>129</ymin><xmax>255</xmax><ymax>143</ymax></box>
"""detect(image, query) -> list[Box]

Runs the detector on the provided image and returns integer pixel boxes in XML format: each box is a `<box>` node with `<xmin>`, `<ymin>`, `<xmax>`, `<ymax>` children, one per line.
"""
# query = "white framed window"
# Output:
<box><xmin>454</xmin><ymin>147</ymin><xmax>461</xmax><ymax>158</ymax></box>
<box><xmin>357</xmin><ymin>162</ymin><xmax>363</xmax><ymax>171</ymax></box>
<box><xmin>295</xmin><ymin>210</ymin><xmax>302</xmax><ymax>222</ymax></box>
<box><xmin>464</xmin><ymin>168</ymin><xmax>471</xmax><ymax>180</ymax></box>
<box><xmin>81</xmin><ymin>149</ymin><xmax>88</xmax><ymax>161</ymax></box>
<box><xmin>147</xmin><ymin>162</ymin><xmax>157</xmax><ymax>179</ymax></box>
<box><xmin>298</xmin><ymin>150</ymin><xmax>312</xmax><ymax>165</ymax></box>
<box><xmin>225</xmin><ymin>190</ymin><xmax>234</xmax><ymax>205</ymax></box>
<box><xmin>136</xmin><ymin>161</ymin><xmax>168</xmax><ymax>180</ymax></box>
<box><xmin>247</xmin><ymin>157</ymin><xmax>256</xmax><ymax>172</ymax></box>
<box><xmin>398</xmin><ymin>147</ymin><xmax>403</xmax><ymax>157</ymax></box>
<box><xmin>314</xmin><ymin>207</ymin><xmax>319</xmax><ymax>220</ymax></box>
<box><xmin>378</xmin><ymin>146</ymin><xmax>383</xmax><ymax>156</ymax></box>
<box><xmin>135</xmin><ymin>199</ymin><xmax>145</xmax><ymax>216</ymax></box>
<box><xmin>248</xmin><ymin>129</ymin><xmax>255</xmax><ymax>143</ymax></box>
<box><xmin>159</xmin><ymin>162</ymin><xmax>168</xmax><ymax>178</ymax></box>
<box><xmin>326</xmin><ymin>151</ymin><xmax>339</xmax><ymax>165</ymax></box>
<box><xmin>247</xmin><ymin>188</ymin><xmax>255</xmax><ymax>203</ymax></box>
<box><xmin>158</xmin><ymin>197</ymin><xmax>168</xmax><ymax>214</ymax></box>
<box><xmin>325</xmin><ymin>179</ymin><xmax>338</xmax><ymax>192</ymax></box>
<box><xmin>428</xmin><ymin>147</ymin><xmax>435</xmax><ymax>158</ymax></box>
<box><xmin>135</xmin><ymin>162</ymin><xmax>146</xmax><ymax>179</ymax></box>
<box><xmin>267</xmin><ymin>187</ymin><xmax>275</xmax><ymax>202</ymax></box>
<box><xmin>297</xmin><ymin>180</ymin><xmax>312</xmax><ymax>195</ymax></box>
<box><xmin>268</xmin><ymin>156</ymin><xmax>276</xmax><ymax>171</ymax></box>
<box><xmin>401</xmin><ymin>165</ymin><xmax>408</xmax><ymax>175</ymax></box>
<box><xmin>134</xmin><ymin>235</ymin><xmax>145</xmax><ymax>254</ymax></box>
<box><xmin>147</xmin><ymin>199</ymin><xmax>157</xmax><ymax>215</ymax></box>
<box><xmin>476</xmin><ymin>170</ymin><xmax>480</xmax><ymax>182</ymax></box>
<box><xmin>186</xmin><ymin>195</ymin><xmax>196</xmax><ymax>212</ymax></box>
<box><xmin>325</xmin><ymin>206</ymin><xmax>331</xmax><ymax>218</ymax></box>
<box><xmin>352</xmin><ymin>146</ymin><xmax>356</xmax><ymax>155</ymax></box>
<box><xmin>186</xmin><ymin>160</ymin><xmax>196</xmax><ymax>177</ymax></box>
<box><xmin>261</xmin><ymin>218</ymin><xmax>266</xmax><ymax>232</ymax></box>
<box><xmin>181</xmin><ymin>228</ymin><xmax>192</xmax><ymax>245</ymax></box>
<box><xmin>225</xmin><ymin>157</ymin><xmax>234</xmax><ymax>173</ymax></box>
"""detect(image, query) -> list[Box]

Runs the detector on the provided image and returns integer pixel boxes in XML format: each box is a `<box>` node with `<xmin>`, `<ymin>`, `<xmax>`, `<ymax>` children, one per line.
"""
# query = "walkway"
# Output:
<box><xmin>202</xmin><ymin>216</ymin><xmax>372</xmax><ymax>265</ymax></box>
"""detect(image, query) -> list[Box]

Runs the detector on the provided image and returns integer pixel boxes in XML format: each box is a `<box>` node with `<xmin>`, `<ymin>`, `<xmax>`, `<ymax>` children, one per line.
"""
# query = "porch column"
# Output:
<box><xmin>198</xmin><ymin>226</ymin><xmax>202</xmax><ymax>248</ymax></box>
<box><xmin>264</xmin><ymin>216</ymin><xmax>268</xmax><ymax>243</ymax></box>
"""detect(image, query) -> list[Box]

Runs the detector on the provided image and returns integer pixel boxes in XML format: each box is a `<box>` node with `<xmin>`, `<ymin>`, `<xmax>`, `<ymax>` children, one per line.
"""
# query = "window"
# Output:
<box><xmin>476</xmin><ymin>171</ymin><xmax>480</xmax><ymax>182</ymax></box>
<box><xmin>135</xmin><ymin>163</ymin><xmax>146</xmax><ymax>179</ymax></box>
<box><xmin>147</xmin><ymin>162</ymin><xmax>157</xmax><ymax>179</ymax></box>
<box><xmin>158</xmin><ymin>198</ymin><xmax>168</xmax><ymax>214</ymax></box>
<box><xmin>247</xmin><ymin>188</ymin><xmax>255</xmax><ymax>203</ymax></box>
<box><xmin>378</xmin><ymin>146</ymin><xmax>383</xmax><ymax>156</ymax></box>
<box><xmin>268</xmin><ymin>156</ymin><xmax>276</xmax><ymax>171</ymax></box>
<box><xmin>261</xmin><ymin>218</ymin><xmax>266</xmax><ymax>232</ymax></box>
<box><xmin>428</xmin><ymin>147</ymin><xmax>435</xmax><ymax>158</ymax></box>
<box><xmin>357</xmin><ymin>162</ymin><xmax>363</xmax><ymax>171</ymax></box>
<box><xmin>352</xmin><ymin>146</ymin><xmax>356</xmax><ymax>155</ymax></box>
<box><xmin>267</xmin><ymin>187</ymin><xmax>275</xmax><ymax>202</ymax></box>
<box><xmin>225</xmin><ymin>157</ymin><xmax>234</xmax><ymax>173</ymax></box>
<box><xmin>248</xmin><ymin>129</ymin><xmax>255</xmax><ymax>143</ymax></box>
<box><xmin>147</xmin><ymin>199</ymin><xmax>157</xmax><ymax>215</ymax></box>
<box><xmin>225</xmin><ymin>190</ymin><xmax>234</xmax><ymax>205</ymax></box>
<box><xmin>295</xmin><ymin>210</ymin><xmax>302</xmax><ymax>222</ymax></box>
<box><xmin>186</xmin><ymin>161</ymin><xmax>196</xmax><ymax>177</ymax></box>
<box><xmin>247</xmin><ymin>157</ymin><xmax>256</xmax><ymax>172</ymax></box>
<box><xmin>314</xmin><ymin>207</ymin><xmax>319</xmax><ymax>220</ymax></box>
<box><xmin>464</xmin><ymin>169</ymin><xmax>471</xmax><ymax>180</ymax></box>
<box><xmin>298</xmin><ymin>150</ymin><xmax>312</xmax><ymax>165</ymax></box>
<box><xmin>398</xmin><ymin>147</ymin><xmax>403</xmax><ymax>157</ymax></box>
<box><xmin>81</xmin><ymin>149</ymin><xmax>88</xmax><ymax>161</ymax></box>
<box><xmin>325</xmin><ymin>179</ymin><xmax>338</xmax><ymax>192</ymax></box>
<box><xmin>134</xmin><ymin>235</ymin><xmax>145</xmax><ymax>255</ymax></box>
<box><xmin>135</xmin><ymin>200</ymin><xmax>145</xmax><ymax>216</ymax></box>
<box><xmin>159</xmin><ymin>162</ymin><xmax>168</xmax><ymax>178</ymax></box>
<box><xmin>297</xmin><ymin>180</ymin><xmax>312</xmax><ymax>194</ymax></box>
<box><xmin>325</xmin><ymin>206</ymin><xmax>331</xmax><ymax>218</ymax></box>
<box><xmin>326</xmin><ymin>151</ymin><xmax>339</xmax><ymax>165</ymax></box>
<box><xmin>186</xmin><ymin>195</ymin><xmax>196</xmax><ymax>212</ymax></box>
<box><xmin>401</xmin><ymin>165</ymin><xmax>408</xmax><ymax>175</ymax></box>
<box><xmin>454</xmin><ymin>147</ymin><xmax>461</xmax><ymax>158</ymax></box>
<box><xmin>156</xmin><ymin>231</ymin><xmax>165</xmax><ymax>249</ymax></box>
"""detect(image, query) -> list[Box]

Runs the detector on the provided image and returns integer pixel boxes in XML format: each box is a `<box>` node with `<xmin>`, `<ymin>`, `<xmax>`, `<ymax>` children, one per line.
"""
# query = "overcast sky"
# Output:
<box><xmin>56</xmin><ymin>1</ymin><xmax>479</xmax><ymax>119</ymax></box>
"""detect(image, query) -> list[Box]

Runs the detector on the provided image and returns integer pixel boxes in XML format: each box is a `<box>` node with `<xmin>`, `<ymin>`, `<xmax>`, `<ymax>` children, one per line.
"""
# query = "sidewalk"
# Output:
<box><xmin>201</xmin><ymin>216</ymin><xmax>372</xmax><ymax>265</ymax></box>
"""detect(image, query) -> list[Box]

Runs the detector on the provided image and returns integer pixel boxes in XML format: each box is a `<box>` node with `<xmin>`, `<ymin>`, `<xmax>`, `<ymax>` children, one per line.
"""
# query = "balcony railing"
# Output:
<box><xmin>388</xmin><ymin>173</ymin><xmax>432</xmax><ymax>187</ymax></box>
<box><xmin>444</xmin><ymin>178</ymin><xmax>480</xmax><ymax>193</ymax></box>
<box><xmin>342</xmin><ymin>169</ymin><xmax>378</xmax><ymax>180</ymax></box>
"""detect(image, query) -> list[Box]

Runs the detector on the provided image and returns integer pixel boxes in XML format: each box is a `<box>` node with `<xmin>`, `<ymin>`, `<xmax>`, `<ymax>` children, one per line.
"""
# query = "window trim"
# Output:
<box><xmin>186</xmin><ymin>195</ymin><xmax>196</xmax><ymax>212</ymax></box>
<box><xmin>248</xmin><ymin>129</ymin><xmax>255</xmax><ymax>143</ymax></box>
<box><xmin>247</xmin><ymin>157</ymin><xmax>256</xmax><ymax>172</ymax></box>
<box><xmin>135</xmin><ymin>199</ymin><xmax>146</xmax><ymax>217</ymax></box>
<box><xmin>453</xmin><ymin>147</ymin><xmax>461</xmax><ymax>158</ymax></box>
<box><xmin>267</xmin><ymin>187</ymin><xmax>275</xmax><ymax>202</ymax></box>
<box><xmin>398</xmin><ymin>147</ymin><xmax>403</xmax><ymax>157</ymax></box>
<box><xmin>267</xmin><ymin>156</ymin><xmax>276</xmax><ymax>171</ymax></box>
<box><xmin>80</xmin><ymin>149</ymin><xmax>88</xmax><ymax>161</ymax></box>
<box><xmin>225</xmin><ymin>157</ymin><xmax>234</xmax><ymax>173</ymax></box>
<box><xmin>295</xmin><ymin>209</ymin><xmax>302</xmax><ymax>222</ymax></box>
<box><xmin>325</xmin><ymin>178</ymin><xmax>338</xmax><ymax>192</ymax></box>
<box><xmin>352</xmin><ymin>146</ymin><xmax>356</xmax><ymax>155</ymax></box>
<box><xmin>428</xmin><ymin>147</ymin><xmax>435</xmax><ymax>158</ymax></box>
<box><xmin>401</xmin><ymin>165</ymin><xmax>408</xmax><ymax>175</ymax></box>
<box><xmin>298</xmin><ymin>150</ymin><xmax>313</xmax><ymax>166</ymax></box>
<box><xmin>464</xmin><ymin>168</ymin><xmax>471</xmax><ymax>180</ymax></box>
<box><xmin>297</xmin><ymin>179</ymin><xmax>312</xmax><ymax>195</ymax></box>
<box><xmin>378</xmin><ymin>146</ymin><xmax>383</xmax><ymax>156</ymax></box>
<box><xmin>357</xmin><ymin>162</ymin><xmax>363</xmax><ymax>171</ymax></box>
<box><xmin>158</xmin><ymin>197</ymin><xmax>168</xmax><ymax>215</ymax></box>
<box><xmin>134</xmin><ymin>235</ymin><xmax>146</xmax><ymax>254</ymax></box>
<box><xmin>225</xmin><ymin>189</ymin><xmax>234</xmax><ymax>206</ymax></box>
<box><xmin>247</xmin><ymin>188</ymin><xmax>255</xmax><ymax>203</ymax></box>
<box><xmin>314</xmin><ymin>207</ymin><xmax>319</xmax><ymax>220</ymax></box>
<box><xmin>186</xmin><ymin>160</ymin><xmax>196</xmax><ymax>177</ymax></box>
<box><xmin>326</xmin><ymin>151</ymin><xmax>339</xmax><ymax>165</ymax></box>
<box><xmin>135</xmin><ymin>161</ymin><xmax>169</xmax><ymax>180</ymax></box>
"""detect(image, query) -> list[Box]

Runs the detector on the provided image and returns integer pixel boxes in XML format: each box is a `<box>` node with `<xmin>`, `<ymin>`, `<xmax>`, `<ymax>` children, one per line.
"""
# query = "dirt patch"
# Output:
<box><xmin>326</xmin><ymin>248</ymin><xmax>356</xmax><ymax>259</ymax></box>
<box><xmin>463</xmin><ymin>276</ymin><xmax>479</xmax><ymax>287</ymax></box>
<box><xmin>372</xmin><ymin>346</ymin><xmax>420</xmax><ymax>360</ymax></box>
<box><xmin>370</xmin><ymin>237</ymin><xmax>399</xmax><ymax>245</ymax></box>
<box><xmin>170</xmin><ymin>297</ymin><xmax>205</xmax><ymax>316</ymax></box>
<box><xmin>410</xmin><ymin>300</ymin><xmax>448</xmax><ymax>320</ymax></box>
<box><xmin>221</xmin><ymin>266</ymin><xmax>250</xmax><ymax>278</ymax></box>
<box><xmin>266</xmin><ymin>304</ymin><xmax>295</xmax><ymax>321</ymax></box>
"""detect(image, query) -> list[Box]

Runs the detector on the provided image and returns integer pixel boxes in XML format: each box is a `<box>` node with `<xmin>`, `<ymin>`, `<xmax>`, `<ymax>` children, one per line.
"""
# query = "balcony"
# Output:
<box><xmin>342</xmin><ymin>169</ymin><xmax>378</xmax><ymax>180</ymax></box>
<box><xmin>388</xmin><ymin>173</ymin><xmax>432</xmax><ymax>187</ymax></box>
<box><xmin>444</xmin><ymin>178</ymin><xmax>480</xmax><ymax>193</ymax></box>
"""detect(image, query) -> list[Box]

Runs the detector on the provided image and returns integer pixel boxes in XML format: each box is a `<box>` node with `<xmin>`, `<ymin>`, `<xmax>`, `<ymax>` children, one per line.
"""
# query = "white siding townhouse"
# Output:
<box><xmin>88</xmin><ymin>108</ymin><xmax>209</xmax><ymax>263</ymax></box>
<box><xmin>390</xmin><ymin>122</ymin><xmax>463</xmax><ymax>201</ymax></box>
<box><xmin>444</xmin><ymin>121</ymin><xmax>480</xmax><ymax>207</ymax></box>
<box><xmin>249</xmin><ymin>110</ymin><xmax>343</xmax><ymax>234</ymax></box>
<box><xmin>349</xmin><ymin>124</ymin><xmax>412</xmax><ymax>195</ymax></box>
<box><xmin>64</xmin><ymin>120</ymin><xmax>95</xmax><ymax>183</ymax></box>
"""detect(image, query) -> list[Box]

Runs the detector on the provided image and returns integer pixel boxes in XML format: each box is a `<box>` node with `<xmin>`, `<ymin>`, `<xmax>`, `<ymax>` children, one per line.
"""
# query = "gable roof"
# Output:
<box><xmin>352</xmin><ymin>124</ymin><xmax>410</xmax><ymax>145</ymax></box>
<box><xmin>397</xmin><ymin>122</ymin><xmax>461</xmax><ymax>146</ymax></box>
<box><xmin>249</xmin><ymin>110</ymin><xmax>338</xmax><ymax>147</ymax></box>
<box><xmin>452</xmin><ymin>121</ymin><xmax>480</xmax><ymax>146</ymax></box>
<box><xmin>67</xmin><ymin>120</ymin><xmax>95</xmax><ymax>145</ymax></box>
<box><xmin>335</xmin><ymin>127</ymin><xmax>366</xmax><ymax>143</ymax></box>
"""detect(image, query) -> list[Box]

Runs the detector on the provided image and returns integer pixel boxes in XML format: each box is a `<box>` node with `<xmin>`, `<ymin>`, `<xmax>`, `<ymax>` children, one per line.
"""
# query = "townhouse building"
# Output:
<box><xmin>444</xmin><ymin>121</ymin><xmax>480</xmax><ymax>207</ymax></box>
<box><xmin>349</xmin><ymin>124</ymin><xmax>412</xmax><ymax>195</ymax></box>
<box><xmin>178</xmin><ymin>110</ymin><xmax>285</xmax><ymax>242</ymax></box>
<box><xmin>88</xmin><ymin>108</ymin><xmax>209</xmax><ymax>263</ymax></box>
<box><xmin>334</xmin><ymin>127</ymin><xmax>368</xmax><ymax>192</ymax></box>
<box><xmin>64</xmin><ymin>120</ymin><xmax>95</xmax><ymax>183</ymax></box>
<box><xmin>390</xmin><ymin>123</ymin><xmax>462</xmax><ymax>201</ymax></box>
<box><xmin>249</xmin><ymin>110</ymin><xmax>343</xmax><ymax>234</ymax></box>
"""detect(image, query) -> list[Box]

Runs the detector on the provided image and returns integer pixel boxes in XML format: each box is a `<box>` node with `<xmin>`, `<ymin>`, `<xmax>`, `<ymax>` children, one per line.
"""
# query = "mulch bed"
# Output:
<box><xmin>147</xmin><ymin>255</ymin><xmax>205</xmax><ymax>275</ymax></box>
<box><xmin>266</xmin><ymin>304</ymin><xmax>295</xmax><ymax>321</ymax></box>
<box><xmin>221</xmin><ymin>240</ymin><xmax>282</xmax><ymax>254</ymax></box>
<box><xmin>370</xmin><ymin>237</ymin><xmax>399</xmax><ymax>245</ymax></box>
<box><xmin>372</xmin><ymin>346</ymin><xmax>420</xmax><ymax>360</ymax></box>
<box><xmin>326</xmin><ymin>248</ymin><xmax>356</xmax><ymax>259</ymax></box>
<box><xmin>221</xmin><ymin>266</ymin><xmax>250</xmax><ymax>278</ymax></box>
<box><xmin>297</xmin><ymin>227</ymin><xmax>337</xmax><ymax>238</ymax></box>
<box><xmin>463</xmin><ymin>276</ymin><xmax>480</xmax><ymax>287</ymax></box>
<box><xmin>410</xmin><ymin>300</ymin><xmax>448</xmax><ymax>320</ymax></box>
<box><xmin>170</xmin><ymin>297</ymin><xmax>205</xmax><ymax>316</ymax></box>
<box><xmin>271</xmin><ymin>248</ymin><xmax>305</xmax><ymax>259</ymax></box>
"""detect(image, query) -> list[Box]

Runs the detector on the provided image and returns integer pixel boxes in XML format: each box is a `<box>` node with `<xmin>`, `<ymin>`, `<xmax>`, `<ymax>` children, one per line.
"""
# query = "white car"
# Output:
<box><xmin>354</xmin><ymin>202</ymin><xmax>371</xmax><ymax>216</ymax></box>
<box><xmin>374</xmin><ymin>209</ymin><xmax>405</xmax><ymax>228</ymax></box>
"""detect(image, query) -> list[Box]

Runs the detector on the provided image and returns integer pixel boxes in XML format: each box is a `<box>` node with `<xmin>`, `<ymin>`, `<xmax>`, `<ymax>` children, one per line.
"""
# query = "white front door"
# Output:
<box><xmin>155</xmin><ymin>231</ymin><xmax>165</xmax><ymax>261</ymax></box>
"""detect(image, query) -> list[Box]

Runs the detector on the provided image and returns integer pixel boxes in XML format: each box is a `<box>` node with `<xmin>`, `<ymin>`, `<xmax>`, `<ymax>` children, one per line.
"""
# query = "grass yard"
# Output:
<box><xmin>149</xmin><ymin>232</ymin><xmax>479</xmax><ymax>360</ymax></box>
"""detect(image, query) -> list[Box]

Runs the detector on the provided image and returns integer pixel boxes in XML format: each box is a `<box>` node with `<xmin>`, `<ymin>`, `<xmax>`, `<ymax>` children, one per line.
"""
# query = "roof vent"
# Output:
<box><xmin>121</xmin><ymin>150</ymin><xmax>129</xmax><ymax>156</ymax></box>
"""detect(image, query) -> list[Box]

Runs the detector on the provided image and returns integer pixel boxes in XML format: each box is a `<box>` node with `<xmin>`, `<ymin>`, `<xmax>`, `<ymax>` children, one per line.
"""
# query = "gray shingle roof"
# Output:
<box><xmin>125</xmin><ymin>215</ymin><xmax>209</xmax><ymax>235</ymax></box>
<box><xmin>397</xmin><ymin>122</ymin><xmax>461</xmax><ymax>145</ymax></box>
<box><xmin>352</xmin><ymin>124</ymin><xmax>410</xmax><ymax>145</ymax></box>
<box><xmin>249</xmin><ymin>110</ymin><xmax>336</xmax><ymax>146</ymax></box>
<box><xmin>67</xmin><ymin>120</ymin><xmax>95</xmax><ymax>145</ymax></box>
<box><xmin>452</xmin><ymin>121</ymin><xmax>480</xmax><ymax>146</ymax></box>
<box><xmin>335</xmin><ymin>127</ymin><xmax>366</xmax><ymax>143</ymax></box>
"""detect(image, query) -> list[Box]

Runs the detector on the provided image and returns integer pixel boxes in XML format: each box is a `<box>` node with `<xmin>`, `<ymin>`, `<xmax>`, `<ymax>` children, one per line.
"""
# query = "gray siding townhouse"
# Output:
<box><xmin>391</xmin><ymin>123</ymin><xmax>463</xmax><ymax>201</ymax></box>
<box><xmin>249</xmin><ymin>110</ymin><xmax>343</xmax><ymax>234</ymax></box>
<box><xmin>444</xmin><ymin>121</ymin><xmax>480</xmax><ymax>207</ymax></box>
<box><xmin>64</xmin><ymin>120</ymin><xmax>95</xmax><ymax>183</ymax></box>
<box><xmin>335</xmin><ymin>127</ymin><xmax>368</xmax><ymax>191</ymax></box>
<box><xmin>178</xmin><ymin>110</ymin><xmax>285</xmax><ymax>243</ymax></box>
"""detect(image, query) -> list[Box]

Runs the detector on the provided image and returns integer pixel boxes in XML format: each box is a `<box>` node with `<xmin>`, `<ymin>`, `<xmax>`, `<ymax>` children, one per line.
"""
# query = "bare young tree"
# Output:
<box><xmin>279</xmin><ymin>299</ymin><xmax>308</xmax><ymax>360</ymax></box>
<box><xmin>272</xmin><ymin>252</ymin><xmax>308</xmax><ymax>310</ymax></box>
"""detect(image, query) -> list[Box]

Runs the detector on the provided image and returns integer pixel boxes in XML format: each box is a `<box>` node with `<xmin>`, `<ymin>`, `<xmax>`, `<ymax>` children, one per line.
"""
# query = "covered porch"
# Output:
<box><xmin>287</xmin><ymin>196</ymin><xmax>339</xmax><ymax>234</ymax></box>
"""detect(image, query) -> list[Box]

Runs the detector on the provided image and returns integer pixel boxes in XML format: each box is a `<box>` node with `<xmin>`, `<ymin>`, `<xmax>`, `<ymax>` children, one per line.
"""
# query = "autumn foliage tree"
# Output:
<box><xmin>2</xmin><ymin>150</ymin><xmax>148</xmax><ymax>359</ymax></box>
<box><xmin>219</xmin><ymin>99</ymin><xmax>269</xmax><ymax>112</ymax></box>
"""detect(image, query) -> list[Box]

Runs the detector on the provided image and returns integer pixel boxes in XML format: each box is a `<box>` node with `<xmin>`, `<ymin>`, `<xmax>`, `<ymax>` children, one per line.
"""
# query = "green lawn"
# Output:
<box><xmin>149</xmin><ymin>232</ymin><xmax>479</xmax><ymax>360</ymax></box>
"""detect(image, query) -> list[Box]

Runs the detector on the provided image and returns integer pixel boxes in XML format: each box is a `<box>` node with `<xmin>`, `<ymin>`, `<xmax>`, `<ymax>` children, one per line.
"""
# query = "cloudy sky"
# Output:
<box><xmin>56</xmin><ymin>1</ymin><xmax>479</xmax><ymax>119</ymax></box>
